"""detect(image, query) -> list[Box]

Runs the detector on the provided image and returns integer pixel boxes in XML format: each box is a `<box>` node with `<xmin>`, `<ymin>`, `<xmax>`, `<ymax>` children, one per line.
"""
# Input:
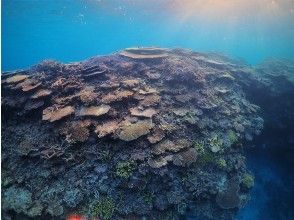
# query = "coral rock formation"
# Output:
<box><xmin>2</xmin><ymin>48</ymin><xmax>292</xmax><ymax>220</ymax></box>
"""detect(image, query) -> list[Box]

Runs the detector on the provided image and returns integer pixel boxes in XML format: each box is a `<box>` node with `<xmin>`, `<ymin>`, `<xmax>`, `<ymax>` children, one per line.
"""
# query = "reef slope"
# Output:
<box><xmin>3</xmin><ymin>48</ymin><xmax>291</xmax><ymax>220</ymax></box>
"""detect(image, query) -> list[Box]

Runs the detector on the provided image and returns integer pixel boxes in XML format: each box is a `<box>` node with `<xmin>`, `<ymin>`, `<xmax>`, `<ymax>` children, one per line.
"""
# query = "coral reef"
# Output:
<box><xmin>2</xmin><ymin>48</ymin><xmax>292</xmax><ymax>220</ymax></box>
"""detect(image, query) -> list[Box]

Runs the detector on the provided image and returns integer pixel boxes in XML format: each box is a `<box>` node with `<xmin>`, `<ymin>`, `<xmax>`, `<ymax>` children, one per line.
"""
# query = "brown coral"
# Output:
<box><xmin>138</xmin><ymin>87</ymin><xmax>158</xmax><ymax>95</ymax></box>
<box><xmin>117</xmin><ymin>119</ymin><xmax>154</xmax><ymax>141</ymax></box>
<box><xmin>42</xmin><ymin>106</ymin><xmax>75</xmax><ymax>122</ymax></box>
<box><xmin>172</xmin><ymin>148</ymin><xmax>197</xmax><ymax>167</ymax></box>
<box><xmin>76</xmin><ymin>105</ymin><xmax>110</xmax><ymax>117</ymax></box>
<box><xmin>121</xmin><ymin>79</ymin><xmax>140</xmax><ymax>88</ymax></box>
<box><xmin>95</xmin><ymin>120</ymin><xmax>119</xmax><ymax>138</ymax></box>
<box><xmin>31</xmin><ymin>89</ymin><xmax>52</xmax><ymax>99</ymax></box>
<box><xmin>119</xmin><ymin>47</ymin><xmax>169</xmax><ymax>59</ymax></box>
<box><xmin>22</xmin><ymin>83</ymin><xmax>42</xmax><ymax>92</ymax></box>
<box><xmin>148</xmin><ymin>155</ymin><xmax>173</xmax><ymax>169</ymax></box>
<box><xmin>130</xmin><ymin>107</ymin><xmax>158</xmax><ymax>118</ymax></box>
<box><xmin>102</xmin><ymin>90</ymin><xmax>134</xmax><ymax>103</ymax></box>
<box><xmin>147</xmin><ymin>128</ymin><xmax>165</xmax><ymax>144</ymax></box>
<box><xmin>139</xmin><ymin>94</ymin><xmax>161</xmax><ymax>107</ymax></box>
<box><xmin>78</xmin><ymin>86</ymin><xmax>98</xmax><ymax>104</ymax></box>
<box><xmin>5</xmin><ymin>75</ymin><xmax>29</xmax><ymax>84</ymax></box>
<box><xmin>152</xmin><ymin>139</ymin><xmax>192</xmax><ymax>155</ymax></box>
<box><xmin>145</xmin><ymin>70</ymin><xmax>161</xmax><ymax>80</ymax></box>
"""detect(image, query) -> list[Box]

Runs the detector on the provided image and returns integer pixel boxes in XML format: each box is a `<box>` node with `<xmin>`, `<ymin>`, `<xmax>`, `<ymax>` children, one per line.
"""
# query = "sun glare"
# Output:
<box><xmin>166</xmin><ymin>0</ymin><xmax>293</xmax><ymax>23</ymax></box>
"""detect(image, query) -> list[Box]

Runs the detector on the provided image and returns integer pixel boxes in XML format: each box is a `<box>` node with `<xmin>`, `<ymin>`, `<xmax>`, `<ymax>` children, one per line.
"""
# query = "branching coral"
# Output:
<box><xmin>241</xmin><ymin>173</ymin><xmax>254</xmax><ymax>189</ymax></box>
<box><xmin>115</xmin><ymin>160</ymin><xmax>136</xmax><ymax>179</ymax></box>
<box><xmin>228</xmin><ymin>130</ymin><xmax>238</xmax><ymax>144</ymax></box>
<box><xmin>194</xmin><ymin>141</ymin><xmax>215</xmax><ymax>165</ymax></box>
<box><xmin>92</xmin><ymin>197</ymin><xmax>115</xmax><ymax>220</ymax></box>
<box><xmin>209</xmin><ymin>135</ymin><xmax>223</xmax><ymax>153</ymax></box>
<box><xmin>60</xmin><ymin>121</ymin><xmax>90</xmax><ymax>144</ymax></box>
<box><xmin>216</xmin><ymin>158</ymin><xmax>227</xmax><ymax>170</ymax></box>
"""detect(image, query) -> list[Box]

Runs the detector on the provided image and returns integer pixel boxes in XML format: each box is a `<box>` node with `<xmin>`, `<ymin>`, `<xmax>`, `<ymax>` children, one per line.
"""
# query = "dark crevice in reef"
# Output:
<box><xmin>1</xmin><ymin>48</ymin><xmax>293</xmax><ymax>220</ymax></box>
<box><xmin>237</xmin><ymin>59</ymin><xmax>294</xmax><ymax>220</ymax></box>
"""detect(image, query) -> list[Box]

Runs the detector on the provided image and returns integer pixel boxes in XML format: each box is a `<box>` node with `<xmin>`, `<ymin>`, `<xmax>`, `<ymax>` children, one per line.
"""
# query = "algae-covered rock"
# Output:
<box><xmin>216</xmin><ymin>176</ymin><xmax>240</xmax><ymax>209</ymax></box>
<box><xmin>2</xmin><ymin>186</ymin><xmax>32</xmax><ymax>213</ymax></box>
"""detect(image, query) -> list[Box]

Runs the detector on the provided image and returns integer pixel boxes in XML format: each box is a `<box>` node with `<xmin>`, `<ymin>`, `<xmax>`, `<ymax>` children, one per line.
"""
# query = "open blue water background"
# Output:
<box><xmin>2</xmin><ymin>0</ymin><xmax>294</xmax><ymax>219</ymax></box>
<box><xmin>2</xmin><ymin>0</ymin><xmax>294</xmax><ymax>71</ymax></box>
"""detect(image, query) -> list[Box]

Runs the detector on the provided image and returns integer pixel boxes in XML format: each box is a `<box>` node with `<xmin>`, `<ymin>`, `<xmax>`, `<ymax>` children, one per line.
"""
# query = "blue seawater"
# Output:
<box><xmin>2</xmin><ymin>1</ymin><xmax>294</xmax><ymax>219</ymax></box>
<box><xmin>2</xmin><ymin>0</ymin><xmax>294</xmax><ymax>71</ymax></box>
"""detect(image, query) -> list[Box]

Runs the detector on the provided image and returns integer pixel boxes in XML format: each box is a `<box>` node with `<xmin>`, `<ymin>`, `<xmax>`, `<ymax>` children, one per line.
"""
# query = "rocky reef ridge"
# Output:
<box><xmin>1</xmin><ymin>47</ymin><xmax>293</xmax><ymax>220</ymax></box>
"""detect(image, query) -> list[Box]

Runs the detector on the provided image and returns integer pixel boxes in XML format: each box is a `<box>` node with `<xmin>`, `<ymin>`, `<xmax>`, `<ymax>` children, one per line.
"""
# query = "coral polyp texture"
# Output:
<box><xmin>2</xmin><ymin>47</ymin><xmax>293</xmax><ymax>220</ymax></box>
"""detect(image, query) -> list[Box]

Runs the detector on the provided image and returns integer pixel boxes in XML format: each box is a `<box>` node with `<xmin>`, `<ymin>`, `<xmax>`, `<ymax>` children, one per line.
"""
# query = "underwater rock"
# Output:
<box><xmin>4</xmin><ymin>47</ymin><xmax>288</xmax><ymax>220</ymax></box>
<box><xmin>216</xmin><ymin>176</ymin><xmax>240</xmax><ymax>209</ymax></box>
<box><xmin>24</xmin><ymin>100</ymin><xmax>44</xmax><ymax>111</ymax></box>
<box><xmin>2</xmin><ymin>186</ymin><xmax>32</xmax><ymax>213</ymax></box>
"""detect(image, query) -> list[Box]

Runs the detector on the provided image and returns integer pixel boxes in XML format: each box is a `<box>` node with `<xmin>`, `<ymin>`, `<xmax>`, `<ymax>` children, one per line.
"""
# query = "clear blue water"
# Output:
<box><xmin>2</xmin><ymin>0</ymin><xmax>294</xmax><ymax>71</ymax></box>
<box><xmin>2</xmin><ymin>1</ymin><xmax>294</xmax><ymax>219</ymax></box>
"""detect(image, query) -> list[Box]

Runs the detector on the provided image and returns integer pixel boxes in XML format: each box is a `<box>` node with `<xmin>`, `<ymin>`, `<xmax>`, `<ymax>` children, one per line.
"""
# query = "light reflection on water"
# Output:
<box><xmin>2</xmin><ymin>0</ymin><xmax>294</xmax><ymax>70</ymax></box>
